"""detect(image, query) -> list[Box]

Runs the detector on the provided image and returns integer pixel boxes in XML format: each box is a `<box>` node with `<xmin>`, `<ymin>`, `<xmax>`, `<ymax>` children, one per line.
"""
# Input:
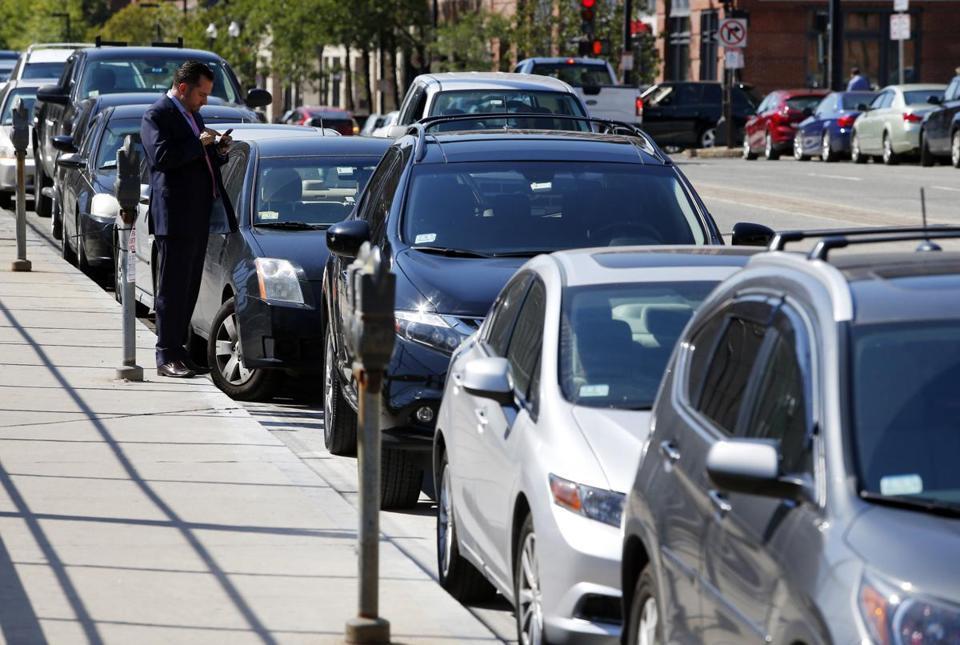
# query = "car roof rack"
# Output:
<box><xmin>406</xmin><ymin>113</ymin><xmax>666</xmax><ymax>164</ymax></box>
<box><xmin>768</xmin><ymin>226</ymin><xmax>960</xmax><ymax>260</ymax></box>
<box><xmin>95</xmin><ymin>37</ymin><xmax>127</xmax><ymax>47</ymax></box>
<box><xmin>151</xmin><ymin>38</ymin><xmax>184</xmax><ymax>48</ymax></box>
<box><xmin>27</xmin><ymin>43</ymin><xmax>93</xmax><ymax>52</ymax></box>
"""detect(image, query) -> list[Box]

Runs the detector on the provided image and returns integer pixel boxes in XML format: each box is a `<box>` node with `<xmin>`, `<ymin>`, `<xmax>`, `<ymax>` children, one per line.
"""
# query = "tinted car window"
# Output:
<box><xmin>871</xmin><ymin>92</ymin><xmax>892</xmax><ymax>109</ymax></box>
<box><xmin>686</xmin><ymin>312</ymin><xmax>727</xmax><ymax>405</ymax></box>
<box><xmin>79</xmin><ymin>58</ymin><xmax>240</xmax><ymax>103</ymax></box>
<box><xmin>841</xmin><ymin>92</ymin><xmax>878</xmax><ymax>109</ymax></box>
<box><xmin>486</xmin><ymin>275</ymin><xmax>532</xmax><ymax>356</ymax></box>
<box><xmin>94</xmin><ymin>118</ymin><xmax>143</xmax><ymax>170</ymax></box>
<box><xmin>904</xmin><ymin>89</ymin><xmax>945</xmax><ymax>106</ymax></box>
<box><xmin>506</xmin><ymin>280</ymin><xmax>545</xmax><ymax>399</ymax></box>
<box><xmin>366</xmin><ymin>150</ymin><xmax>403</xmax><ymax>242</ymax></box>
<box><xmin>0</xmin><ymin>87</ymin><xmax>37</xmax><ymax>125</ymax></box>
<box><xmin>560</xmin><ymin>281</ymin><xmax>716</xmax><ymax>410</ymax></box>
<box><xmin>428</xmin><ymin>90</ymin><xmax>588</xmax><ymax>132</ymax></box>
<box><xmin>23</xmin><ymin>61</ymin><xmax>65</xmax><ymax>79</ymax></box>
<box><xmin>530</xmin><ymin>63</ymin><xmax>612</xmax><ymax>86</ymax></box>
<box><xmin>402</xmin><ymin>161</ymin><xmax>706</xmax><ymax>255</ymax></box>
<box><xmin>785</xmin><ymin>95</ymin><xmax>824</xmax><ymax>112</ymax></box>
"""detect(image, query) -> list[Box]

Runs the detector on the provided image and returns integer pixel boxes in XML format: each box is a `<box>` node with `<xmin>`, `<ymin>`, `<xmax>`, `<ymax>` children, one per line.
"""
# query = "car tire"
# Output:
<box><xmin>323</xmin><ymin>323</ymin><xmax>357</xmax><ymax>456</ymax></box>
<box><xmin>821</xmin><ymin>131</ymin><xmax>836</xmax><ymax>163</ymax></box>
<box><xmin>699</xmin><ymin>127</ymin><xmax>716</xmax><ymax>149</ymax></box>
<box><xmin>381</xmin><ymin>448</ymin><xmax>423</xmax><ymax>509</ymax></box>
<box><xmin>793</xmin><ymin>136</ymin><xmax>809</xmax><ymax>161</ymax></box>
<box><xmin>50</xmin><ymin>191</ymin><xmax>63</xmax><ymax>239</ymax></box>
<box><xmin>436</xmin><ymin>450</ymin><xmax>497</xmax><ymax>603</ymax></box>
<box><xmin>851</xmin><ymin>132</ymin><xmax>866</xmax><ymax>164</ymax></box>
<box><xmin>742</xmin><ymin>136</ymin><xmax>757</xmax><ymax>160</ymax></box>
<box><xmin>624</xmin><ymin>564</ymin><xmax>663</xmax><ymax>645</ymax></box>
<box><xmin>919</xmin><ymin>130</ymin><xmax>935</xmax><ymax>167</ymax></box>
<box><xmin>33</xmin><ymin>161</ymin><xmax>51</xmax><ymax>217</ymax></box>
<box><xmin>208</xmin><ymin>297</ymin><xmax>280</xmax><ymax>401</ymax></box>
<box><xmin>514</xmin><ymin>514</ymin><xmax>545</xmax><ymax>645</ymax></box>
<box><xmin>0</xmin><ymin>192</ymin><xmax>11</xmax><ymax>209</ymax></box>
<box><xmin>952</xmin><ymin>130</ymin><xmax>960</xmax><ymax>169</ymax></box>
<box><xmin>882</xmin><ymin>132</ymin><xmax>899</xmax><ymax>165</ymax></box>
<box><xmin>61</xmin><ymin>210</ymin><xmax>77</xmax><ymax>264</ymax></box>
<box><xmin>764</xmin><ymin>131</ymin><xmax>779</xmax><ymax>160</ymax></box>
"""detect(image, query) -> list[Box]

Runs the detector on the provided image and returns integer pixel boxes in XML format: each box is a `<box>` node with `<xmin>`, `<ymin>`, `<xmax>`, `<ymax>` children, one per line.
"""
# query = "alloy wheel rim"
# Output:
<box><xmin>701</xmin><ymin>128</ymin><xmax>716</xmax><ymax>148</ymax></box>
<box><xmin>952</xmin><ymin>133</ymin><xmax>960</xmax><ymax>166</ymax></box>
<box><xmin>793</xmin><ymin>136</ymin><xmax>802</xmax><ymax>159</ymax></box>
<box><xmin>215</xmin><ymin>313</ymin><xmax>252</xmax><ymax>385</ymax></box>
<box><xmin>742</xmin><ymin>136</ymin><xmax>750</xmax><ymax>157</ymax></box>
<box><xmin>884</xmin><ymin>136</ymin><xmax>891</xmax><ymax>162</ymax></box>
<box><xmin>822</xmin><ymin>133</ymin><xmax>830</xmax><ymax>158</ymax></box>
<box><xmin>324</xmin><ymin>331</ymin><xmax>335</xmax><ymax>441</ymax></box>
<box><xmin>637</xmin><ymin>596</ymin><xmax>659</xmax><ymax>645</ymax></box>
<box><xmin>852</xmin><ymin>135</ymin><xmax>860</xmax><ymax>160</ymax></box>
<box><xmin>438</xmin><ymin>466</ymin><xmax>453</xmax><ymax>578</ymax></box>
<box><xmin>765</xmin><ymin>133</ymin><xmax>772</xmax><ymax>156</ymax></box>
<box><xmin>518</xmin><ymin>532</ymin><xmax>543</xmax><ymax>645</ymax></box>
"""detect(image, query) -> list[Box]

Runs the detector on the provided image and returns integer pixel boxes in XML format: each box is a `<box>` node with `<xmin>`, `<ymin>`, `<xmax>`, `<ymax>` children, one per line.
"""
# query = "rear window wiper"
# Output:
<box><xmin>253</xmin><ymin>221</ymin><xmax>321</xmax><ymax>230</ymax></box>
<box><xmin>411</xmin><ymin>246</ymin><xmax>491</xmax><ymax>258</ymax></box>
<box><xmin>860</xmin><ymin>491</ymin><xmax>960</xmax><ymax>518</ymax></box>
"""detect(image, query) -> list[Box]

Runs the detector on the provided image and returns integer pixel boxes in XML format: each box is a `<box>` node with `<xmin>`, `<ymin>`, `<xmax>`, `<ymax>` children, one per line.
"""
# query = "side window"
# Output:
<box><xmin>485</xmin><ymin>274</ymin><xmax>532</xmax><ymax>356</ymax></box>
<box><xmin>357</xmin><ymin>148</ymin><xmax>399</xmax><ymax>236</ymax></box>
<box><xmin>695</xmin><ymin>305</ymin><xmax>772</xmax><ymax>435</ymax></box>
<box><xmin>367</xmin><ymin>150</ymin><xmax>403</xmax><ymax>243</ymax></box>
<box><xmin>946</xmin><ymin>79</ymin><xmax>960</xmax><ymax>102</ymax></box>
<box><xmin>506</xmin><ymin>280</ymin><xmax>546</xmax><ymax>402</ymax></box>
<box><xmin>58</xmin><ymin>58</ymin><xmax>74</xmax><ymax>88</ymax></box>
<box><xmin>398</xmin><ymin>84</ymin><xmax>424</xmax><ymax>125</ymax></box>
<box><xmin>221</xmin><ymin>147</ymin><xmax>249</xmax><ymax>214</ymax></box>
<box><xmin>80</xmin><ymin>113</ymin><xmax>102</xmax><ymax>158</ymax></box>
<box><xmin>685</xmin><ymin>312</ymin><xmax>728</xmax><ymax>404</ymax></box>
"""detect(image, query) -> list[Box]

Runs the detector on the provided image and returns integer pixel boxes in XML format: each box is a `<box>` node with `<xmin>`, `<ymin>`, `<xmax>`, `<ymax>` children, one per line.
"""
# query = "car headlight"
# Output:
<box><xmin>395</xmin><ymin>309</ymin><xmax>470</xmax><ymax>354</ymax></box>
<box><xmin>255</xmin><ymin>258</ymin><xmax>304</xmax><ymax>304</ymax></box>
<box><xmin>859</xmin><ymin>573</ymin><xmax>960</xmax><ymax>645</ymax></box>
<box><xmin>90</xmin><ymin>192</ymin><xmax>120</xmax><ymax>221</ymax></box>
<box><xmin>549</xmin><ymin>474</ymin><xmax>626</xmax><ymax>528</ymax></box>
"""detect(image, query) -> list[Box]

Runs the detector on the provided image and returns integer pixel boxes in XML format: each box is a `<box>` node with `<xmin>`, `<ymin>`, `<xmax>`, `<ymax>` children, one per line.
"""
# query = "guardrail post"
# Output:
<box><xmin>10</xmin><ymin>97</ymin><xmax>31</xmax><ymax>272</ymax></box>
<box><xmin>114</xmin><ymin>135</ymin><xmax>143</xmax><ymax>382</ymax></box>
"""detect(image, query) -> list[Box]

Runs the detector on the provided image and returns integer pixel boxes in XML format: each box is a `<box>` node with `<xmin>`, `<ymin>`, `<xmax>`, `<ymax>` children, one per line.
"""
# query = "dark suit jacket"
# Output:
<box><xmin>140</xmin><ymin>95</ymin><xmax>237</xmax><ymax>237</ymax></box>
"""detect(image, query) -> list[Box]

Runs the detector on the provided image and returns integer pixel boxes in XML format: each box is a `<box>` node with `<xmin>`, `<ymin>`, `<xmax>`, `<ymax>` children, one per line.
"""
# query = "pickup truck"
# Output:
<box><xmin>512</xmin><ymin>57</ymin><xmax>642</xmax><ymax>125</ymax></box>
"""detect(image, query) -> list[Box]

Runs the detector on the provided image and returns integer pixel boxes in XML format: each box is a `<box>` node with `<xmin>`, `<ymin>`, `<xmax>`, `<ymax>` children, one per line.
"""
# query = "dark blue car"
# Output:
<box><xmin>794</xmin><ymin>91</ymin><xmax>878</xmax><ymax>162</ymax></box>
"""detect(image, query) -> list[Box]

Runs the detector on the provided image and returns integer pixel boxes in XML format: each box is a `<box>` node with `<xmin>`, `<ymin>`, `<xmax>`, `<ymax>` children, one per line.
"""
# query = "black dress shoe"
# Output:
<box><xmin>184</xmin><ymin>358</ymin><xmax>211</xmax><ymax>375</ymax></box>
<box><xmin>157</xmin><ymin>360</ymin><xmax>196</xmax><ymax>378</ymax></box>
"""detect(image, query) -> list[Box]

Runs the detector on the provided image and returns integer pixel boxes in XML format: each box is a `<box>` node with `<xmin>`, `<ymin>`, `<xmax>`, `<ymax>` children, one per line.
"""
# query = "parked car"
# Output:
<box><xmin>743</xmin><ymin>88</ymin><xmax>829</xmax><ymax>160</ymax></box>
<box><xmin>370</xmin><ymin>110</ymin><xmax>398</xmax><ymax>137</ymax></box>
<box><xmin>304</xmin><ymin>108</ymin><xmax>357</xmax><ymax>135</ymax></box>
<box><xmin>360</xmin><ymin>113</ymin><xmax>385</xmax><ymax>136</ymax></box>
<box><xmin>435</xmin><ymin>246</ymin><xmax>759</xmax><ymax>644</ymax></box>
<box><xmin>794</xmin><ymin>90</ymin><xmax>878</xmax><ymax>162</ymax></box>
<box><xmin>513</xmin><ymin>56</ymin><xmax>643</xmax><ymax>125</ymax></box>
<box><xmin>0</xmin><ymin>51</ymin><xmax>18</xmax><ymax>82</ymax></box>
<box><xmin>638</xmin><ymin>81</ymin><xmax>759</xmax><ymax>150</ymax></box>
<box><xmin>132</xmin><ymin>125</ymin><xmax>379</xmax><ymax>400</ymax></box>
<box><xmin>33</xmin><ymin>41</ymin><xmax>271</xmax><ymax>218</ymax></box>
<box><xmin>7</xmin><ymin>43</ymin><xmax>90</xmax><ymax>82</ymax></box>
<box><xmin>381</xmin><ymin>73</ymin><xmax>590</xmax><ymax>138</ymax></box>
<box><xmin>0</xmin><ymin>78</ymin><xmax>53</xmax><ymax>208</ymax></box>
<box><xmin>920</xmin><ymin>75</ymin><xmax>960</xmax><ymax>167</ymax></box>
<box><xmin>851</xmin><ymin>83</ymin><xmax>947</xmax><ymax>165</ymax></box>
<box><xmin>621</xmin><ymin>226</ymin><xmax>960</xmax><ymax>645</ymax></box>
<box><xmin>322</xmin><ymin>114</ymin><xmax>774</xmax><ymax>508</ymax></box>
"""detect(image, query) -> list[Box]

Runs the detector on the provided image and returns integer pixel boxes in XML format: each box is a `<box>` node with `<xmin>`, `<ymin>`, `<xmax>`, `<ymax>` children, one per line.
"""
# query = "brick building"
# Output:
<box><xmin>657</xmin><ymin>0</ymin><xmax>960</xmax><ymax>94</ymax></box>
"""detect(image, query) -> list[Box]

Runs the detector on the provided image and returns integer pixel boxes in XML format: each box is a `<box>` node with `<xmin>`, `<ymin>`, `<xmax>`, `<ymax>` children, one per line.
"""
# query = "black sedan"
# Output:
<box><xmin>132</xmin><ymin>125</ymin><xmax>390</xmax><ymax>400</ymax></box>
<box><xmin>921</xmin><ymin>74</ymin><xmax>960</xmax><ymax>167</ymax></box>
<box><xmin>55</xmin><ymin>102</ymin><xmax>257</xmax><ymax>278</ymax></box>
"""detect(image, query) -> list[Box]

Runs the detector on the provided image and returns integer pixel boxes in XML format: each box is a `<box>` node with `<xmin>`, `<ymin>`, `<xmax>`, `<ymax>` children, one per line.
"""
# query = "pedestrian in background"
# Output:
<box><xmin>847</xmin><ymin>66</ymin><xmax>871</xmax><ymax>91</ymax></box>
<box><xmin>140</xmin><ymin>60</ymin><xmax>237</xmax><ymax>378</ymax></box>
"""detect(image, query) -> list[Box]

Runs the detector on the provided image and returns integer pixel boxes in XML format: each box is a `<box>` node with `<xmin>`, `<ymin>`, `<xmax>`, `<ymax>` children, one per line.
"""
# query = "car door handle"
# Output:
<box><xmin>659</xmin><ymin>440</ymin><xmax>680</xmax><ymax>463</ymax></box>
<box><xmin>708</xmin><ymin>489</ymin><xmax>732</xmax><ymax>517</ymax></box>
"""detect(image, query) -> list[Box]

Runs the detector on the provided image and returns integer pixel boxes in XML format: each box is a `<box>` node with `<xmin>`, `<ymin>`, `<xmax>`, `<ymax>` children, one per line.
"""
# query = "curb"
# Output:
<box><xmin>682</xmin><ymin>147</ymin><xmax>743</xmax><ymax>159</ymax></box>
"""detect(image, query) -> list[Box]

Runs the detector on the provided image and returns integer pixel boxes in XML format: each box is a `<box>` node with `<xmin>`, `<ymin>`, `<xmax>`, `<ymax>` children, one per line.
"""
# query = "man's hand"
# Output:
<box><xmin>216</xmin><ymin>132</ymin><xmax>232</xmax><ymax>152</ymax></box>
<box><xmin>199</xmin><ymin>130</ymin><xmax>216</xmax><ymax>146</ymax></box>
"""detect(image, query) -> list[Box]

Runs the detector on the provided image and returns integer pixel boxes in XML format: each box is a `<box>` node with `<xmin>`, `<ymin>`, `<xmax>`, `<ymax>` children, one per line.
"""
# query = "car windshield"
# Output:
<box><xmin>561</xmin><ymin>281</ymin><xmax>717</xmax><ymax>409</ymax></box>
<box><xmin>0</xmin><ymin>88</ymin><xmax>37</xmax><ymax>125</ymax></box>
<box><xmin>841</xmin><ymin>92</ymin><xmax>877</xmax><ymax>109</ymax></box>
<box><xmin>80</xmin><ymin>58</ymin><xmax>240</xmax><ymax>103</ymax></box>
<box><xmin>786</xmin><ymin>95</ymin><xmax>824</xmax><ymax>112</ymax></box>
<box><xmin>95</xmin><ymin>119</ymin><xmax>143</xmax><ymax>170</ymax></box>
<box><xmin>904</xmin><ymin>89</ymin><xmax>945</xmax><ymax>105</ymax></box>
<box><xmin>851</xmin><ymin>320</ymin><xmax>960</xmax><ymax>510</ymax></box>
<box><xmin>254</xmin><ymin>156</ymin><xmax>379</xmax><ymax>226</ymax></box>
<box><xmin>23</xmin><ymin>61</ymin><xmax>65</xmax><ymax>79</ymax></box>
<box><xmin>530</xmin><ymin>62</ymin><xmax>612</xmax><ymax>86</ymax></box>
<box><xmin>428</xmin><ymin>90</ymin><xmax>588</xmax><ymax>131</ymax></box>
<box><xmin>402</xmin><ymin>161</ymin><xmax>707</xmax><ymax>256</ymax></box>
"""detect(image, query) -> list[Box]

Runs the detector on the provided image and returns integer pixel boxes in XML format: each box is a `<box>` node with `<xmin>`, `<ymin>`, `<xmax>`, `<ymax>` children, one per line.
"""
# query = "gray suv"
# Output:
<box><xmin>621</xmin><ymin>227</ymin><xmax>960</xmax><ymax>644</ymax></box>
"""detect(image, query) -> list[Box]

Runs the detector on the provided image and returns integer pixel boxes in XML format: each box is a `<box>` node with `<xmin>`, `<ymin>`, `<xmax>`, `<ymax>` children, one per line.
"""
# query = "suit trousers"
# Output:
<box><xmin>154</xmin><ymin>235</ymin><xmax>208</xmax><ymax>366</ymax></box>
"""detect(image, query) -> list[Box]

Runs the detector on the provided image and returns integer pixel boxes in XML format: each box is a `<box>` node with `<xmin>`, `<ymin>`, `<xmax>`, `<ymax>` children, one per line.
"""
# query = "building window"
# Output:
<box><xmin>667</xmin><ymin>17</ymin><xmax>691</xmax><ymax>81</ymax></box>
<box><xmin>699</xmin><ymin>10</ymin><xmax>718</xmax><ymax>81</ymax></box>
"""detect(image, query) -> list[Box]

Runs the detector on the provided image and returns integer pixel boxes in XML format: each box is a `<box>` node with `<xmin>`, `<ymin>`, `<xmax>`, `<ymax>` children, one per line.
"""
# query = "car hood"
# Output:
<box><xmin>570</xmin><ymin>406</ymin><xmax>651</xmax><ymax>492</ymax></box>
<box><xmin>845</xmin><ymin>504</ymin><xmax>960</xmax><ymax>602</ymax></box>
<box><xmin>393</xmin><ymin>248</ymin><xmax>528</xmax><ymax>316</ymax></box>
<box><xmin>250</xmin><ymin>227</ymin><xmax>330</xmax><ymax>281</ymax></box>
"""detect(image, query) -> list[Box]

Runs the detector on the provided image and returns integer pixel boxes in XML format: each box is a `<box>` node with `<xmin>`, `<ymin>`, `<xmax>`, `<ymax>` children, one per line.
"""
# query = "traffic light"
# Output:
<box><xmin>577</xmin><ymin>39</ymin><xmax>608</xmax><ymax>56</ymax></box>
<box><xmin>581</xmin><ymin>0</ymin><xmax>596</xmax><ymax>36</ymax></box>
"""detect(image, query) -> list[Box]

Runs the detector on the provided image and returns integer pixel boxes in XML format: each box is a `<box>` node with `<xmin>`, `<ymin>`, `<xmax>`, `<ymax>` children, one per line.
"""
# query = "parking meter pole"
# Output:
<box><xmin>343</xmin><ymin>244</ymin><xmax>394</xmax><ymax>645</ymax></box>
<box><xmin>114</xmin><ymin>136</ymin><xmax>143</xmax><ymax>382</ymax></box>
<box><xmin>10</xmin><ymin>98</ymin><xmax>31</xmax><ymax>272</ymax></box>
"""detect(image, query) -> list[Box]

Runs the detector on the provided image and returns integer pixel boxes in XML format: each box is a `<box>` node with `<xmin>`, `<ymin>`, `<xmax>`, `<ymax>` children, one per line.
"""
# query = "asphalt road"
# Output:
<box><xmin>9</xmin><ymin>153</ymin><xmax>959</xmax><ymax>643</ymax></box>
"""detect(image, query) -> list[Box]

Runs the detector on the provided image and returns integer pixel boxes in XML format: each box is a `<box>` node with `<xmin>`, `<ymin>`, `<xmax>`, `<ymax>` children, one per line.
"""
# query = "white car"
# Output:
<box><xmin>434</xmin><ymin>246</ymin><xmax>758</xmax><ymax>644</ymax></box>
<box><xmin>8</xmin><ymin>43</ymin><xmax>90</xmax><ymax>82</ymax></box>
<box><xmin>0</xmin><ymin>78</ymin><xmax>55</xmax><ymax>208</ymax></box>
<box><xmin>370</xmin><ymin>110</ymin><xmax>398</xmax><ymax>137</ymax></box>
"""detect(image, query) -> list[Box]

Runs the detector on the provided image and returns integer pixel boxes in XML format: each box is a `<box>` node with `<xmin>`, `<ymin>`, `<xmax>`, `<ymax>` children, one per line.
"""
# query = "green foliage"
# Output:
<box><xmin>96</xmin><ymin>2</ymin><xmax>184</xmax><ymax>46</ymax></box>
<box><xmin>431</xmin><ymin>11</ymin><xmax>509</xmax><ymax>72</ymax></box>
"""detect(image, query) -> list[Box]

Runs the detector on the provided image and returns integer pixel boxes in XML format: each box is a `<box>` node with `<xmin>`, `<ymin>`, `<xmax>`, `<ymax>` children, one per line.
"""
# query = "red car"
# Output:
<box><xmin>280</xmin><ymin>105</ymin><xmax>357</xmax><ymax>135</ymax></box>
<box><xmin>743</xmin><ymin>89</ymin><xmax>830</xmax><ymax>160</ymax></box>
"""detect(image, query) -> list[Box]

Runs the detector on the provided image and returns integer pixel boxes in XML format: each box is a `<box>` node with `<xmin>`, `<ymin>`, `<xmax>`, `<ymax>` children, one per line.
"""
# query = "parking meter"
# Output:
<box><xmin>10</xmin><ymin>97</ymin><xmax>30</xmax><ymax>272</ymax></box>
<box><xmin>114</xmin><ymin>135</ymin><xmax>143</xmax><ymax>382</ymax></box>
<box><xmin>11</xmin><ymin>98</ymin><xmax>28</xmax><ymax>154</ymax></box>
<box><xmin>343</xmin><ymin>243</ymin><xmax>396</xmax><ymax>371</ymax></box>
<box><xmin>115</xmin><ymin>136</ymin><xmax>140</xmax><ymax>225</ymax></box>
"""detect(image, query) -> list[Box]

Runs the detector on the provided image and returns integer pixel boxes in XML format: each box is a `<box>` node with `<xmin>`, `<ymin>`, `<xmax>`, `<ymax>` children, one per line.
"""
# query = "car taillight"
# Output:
<box><xmin>635</xmin><ymin>96</ymin><xmax>644</xmax><ymax>117</ymax></box>
<box><xmin>837</xmin><ymin>114</ymin><xmax>856</xmax><ymax>128</ymax></box>
<box><xmin>903</xmin><ymin>112</ymin><xmax>923</xmax><ymax>123</ymax></box>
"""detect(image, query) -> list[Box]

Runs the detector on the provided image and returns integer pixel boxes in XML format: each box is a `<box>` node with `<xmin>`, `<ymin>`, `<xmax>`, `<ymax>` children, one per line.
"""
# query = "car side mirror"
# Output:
<box><xmin>326</xmin><ymin>219</ymin><xmax>371</xmax><ymax>259</ymax></box>
<box><xmin>385</xmin><ymin>124</ymin><xmax>407</xmax><ymax>139</ymax></box>
<box><xmin>37</xmin><ymin>84</ymin><xmax>69</xmax><ymax>105</ymax></box>
<box><xmin>706</xmin><ymin>440</ymin><xmax>811</xmax><ymax>501</ymax></box>
<box><xmin>56</xmin><ymin>153</ymin><xmax>85</xmax><ymax>169</ymax></box>
<box><xmin>245</xmin><ymin>88</ymin><xmax>272</xmax><ymax>108</ymax></box>
<box><xmin>731</xmin><ymin>221</ymin><xmax>774</xmax><ymax>247</ymax></box>
<box><xmin>51</xmin><ymin>134</ymin><xmax>76</xmax><ymax>153</ymax></box>
<box><xmin>460</xmin><ymin>357</ymin><xmax>515</xmax><ymax>406</ymax></box>
<box><xmin>857</xmin><ymin>103</ymin><xmax>870</xmax><ymax>112</ymax></box>
<box><xmin>927</xmin><ymin>95</ymin><xmax>942</xmax><ymax>105</ymax></box>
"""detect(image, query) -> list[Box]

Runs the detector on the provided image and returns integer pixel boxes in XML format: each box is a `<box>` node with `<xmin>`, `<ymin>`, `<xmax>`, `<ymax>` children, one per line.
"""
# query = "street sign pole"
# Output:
<box><xmin>899</xmin><ymin>37</ymin><xmax>904</xmax><ymax>84</ymax></box>
<box><xmin>343</xmin><ymin>243</ymin><xmax>394</xmax><ymax>645</ymax></box>
<box><xmin>10</xmin><ymin>98</ymin><xmax>30</xmax><ymax>272</ymax></box>
<box><xmin>718</xmin><ymin>17</ymin><xmax>746</xmax><ymax>149</ymax></box>
<box><xmin>114</xmin><ymin>136</ymin><xmax>143</xmax><ymax>382</ymax></box>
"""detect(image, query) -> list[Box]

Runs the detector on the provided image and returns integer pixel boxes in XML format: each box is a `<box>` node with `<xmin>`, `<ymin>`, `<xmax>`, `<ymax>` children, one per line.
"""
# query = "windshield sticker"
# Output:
<box><xmin>415</xmin><ymin>233</ymin><xmax>437</xmax><ymax>244</ymax></box>
<box><xmin>880</xmin><ymin>474</ymin><xmax>923</xmax><ymax>496</ymax></box>
<box><xmin>579</xmin><ymin>384</ymin><xmax>609</xmax><ymax>397</ymax></box>
<box><xmin>336</xmin><ymin>167</ymin><xmax>355</xmax><ymax>176</ymax></box>
<box><xmin>530</xmin><ymin>181</ymin><xmax>552</xmax><ymax>191</ymax></box>
<box><xmin>259</xmin><ymin>211</ymin><xmax>279</xmax><ymax>221</ymax></box>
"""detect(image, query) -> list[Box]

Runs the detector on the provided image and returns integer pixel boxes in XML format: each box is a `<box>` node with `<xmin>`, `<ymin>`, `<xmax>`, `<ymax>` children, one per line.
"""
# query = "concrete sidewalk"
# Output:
<box><xmin>0</xmin><ymin>211</ymin><xmax>503</xmax><ymax>644</ymax></box>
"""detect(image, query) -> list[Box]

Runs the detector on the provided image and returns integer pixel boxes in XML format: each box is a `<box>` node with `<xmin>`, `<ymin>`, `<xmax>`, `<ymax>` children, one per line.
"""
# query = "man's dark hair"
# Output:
<box><xmin>851</xmin><ymin>66</ymin><xmax>861</xmax><ymax>75</ymax></box>
<box><xmin>174</xmin><ymin>60</ymin><xmax>215</xmax><ymax>87</ymax></box>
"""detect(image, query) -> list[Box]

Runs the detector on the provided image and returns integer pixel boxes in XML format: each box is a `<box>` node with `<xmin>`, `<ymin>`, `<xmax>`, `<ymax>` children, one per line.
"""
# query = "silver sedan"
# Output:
<box><xmin>433</xmin><ymin>246</ymin><xmax>758</xmax><ymax>644</ymax></box>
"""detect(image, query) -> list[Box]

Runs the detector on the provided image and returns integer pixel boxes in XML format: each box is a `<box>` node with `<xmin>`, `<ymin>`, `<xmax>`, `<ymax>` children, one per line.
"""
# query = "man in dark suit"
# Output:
<box><xmin>140</xmin><ymin>61</ymin><xmax>237</xmax><ymax>378</ymax></box>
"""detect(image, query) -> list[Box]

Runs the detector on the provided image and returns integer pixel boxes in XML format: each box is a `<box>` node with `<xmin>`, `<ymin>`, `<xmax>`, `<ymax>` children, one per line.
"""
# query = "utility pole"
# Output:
<box><xmin>828</xmin><ymin>0</ymin><xmax>843</xmax><ymax>90</ymax></box>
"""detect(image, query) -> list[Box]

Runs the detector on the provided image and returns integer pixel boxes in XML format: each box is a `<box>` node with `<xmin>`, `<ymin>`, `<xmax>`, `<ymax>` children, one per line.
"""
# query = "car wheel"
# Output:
<box><xmin>207</xmin><ymin>297</ymin><xmax>279</xmax><ymax>401</ymax></box>
<box><xmin>515</xmin><ymin>514</ymin><xmax>544</xmax><ymax>645</ymax></box>
<box><xmin>0</xmin><ymin>192</ymin><xmax>11</xmax><ymax>209</ymax></box>
<box><xmin>764</xmin><ymin>131</ymin><xmax>779</xmax><ymax>160</ymax></box>
<box><xmin>323</xmin><ymin>323</ymin><xmax>357</xmax><ymax>456</ymax></box>
<box><xmin>436</xmin><ymin>450</ymin><xmax>497</xmax><ymax>602</ymax></box>
<box><xmin>50</xmin><ymin>191</ymin><xmax>62</xmax><ymax>239</ymax></box>
<box><xmin>821</xmin><ymin>131</ymin><xmax>835</xmax><ymax>163</ymax></box>
<box><xmin>919</xmin><ymin>130</ymin><xmax>935</xmax><ymax>167</ymax></box>
<box><xmin>381</xmin><ymin>448</ymin><xmax>423</xmax><ymax>509</ymax></box>
<box><xmin>76</xmin><ymin>214</ymin><xmax>93</xmax><ymax>276</ymax></box>
<box><xmin>793</xmin><ymin>135</ymin><xmax>809</xmax><ymax>161</ymax></box>
<box><xmin>699</xmin><ymin>127</ymin><xmax>716</xmax><ymax>149</ymax></box>
<box><xmin>33</xmin><ymin>162</ymin><xmax>51</xmax><ymax>217</ymax></box>
<box><xmin>625</xmin><ymin>564</ymin><xmax>663</xmax><ymax>645</ymax></box>
<box><xmin>742</xmin><ymin>135</ymin><xmax>757</xmax><ymax>160</ymax></box>
<box><xmin>952</xmin><ymin>130</ymin><xmax>960</xmax><ymax>168</ymax></box>
<box><xmin>882</xmin><ymin>132</ymin><xmax>899</xmax><ymax>165</ymax></box>
<box><xmin>851</xmin><ymin>132</ymin><xmax>866</xmax><ymax>164</ymax></box>
<box><xmin>61</xmin><ymin>209</ymin><xmax>76</xmax><ymax>264</ymax></box>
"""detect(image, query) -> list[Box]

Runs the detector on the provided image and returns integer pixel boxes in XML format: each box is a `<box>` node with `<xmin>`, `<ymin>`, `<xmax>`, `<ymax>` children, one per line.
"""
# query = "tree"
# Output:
<box><xmin>97</xmin><ymin>2</ymin><xmax>183</xmax><ymax>46</ymax></box>
<box><xmin>431</xmin><ymin>11</ymin><xmax>509</xmax><ymax>72</ymax></box>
